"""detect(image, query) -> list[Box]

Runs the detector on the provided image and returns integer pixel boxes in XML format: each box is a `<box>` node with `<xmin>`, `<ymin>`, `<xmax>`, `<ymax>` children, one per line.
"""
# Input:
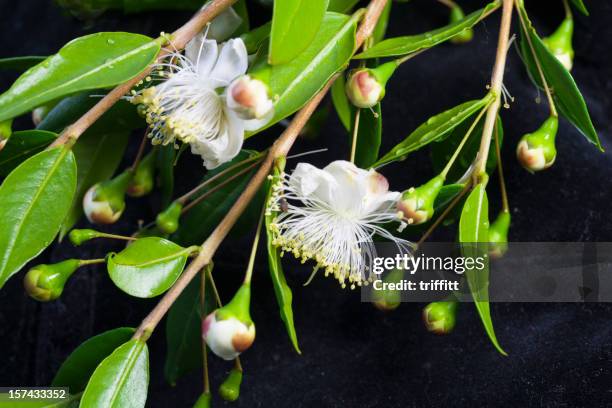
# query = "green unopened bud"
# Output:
<box><xmin>372</xmin><ymin>269</ymin><xmax>404</xmax><ymax>311</ymax></box>
<box><xmin>516</xmin><ymin>116</ymin><xmax>558</xmax><ymax>172</ymax></box>
<box><xmin>23</xmin><ymin>259</ymin><xmax>81</xmax><ymax>301</ymax></box>
<box><xmin>489</xmin><ymin>211</ymin><xmax>511</xmax><ymax>259</ymax></box>
<box><xmin>83</xmin><ymin>171</ymin><xmax>132</xmax><ymax>224</ymax></box>
<box><xmin>127</xmin><ymin>151</ymin><xmax>155</xmax><ymax>197</ymax></box>
<box><xmin>397</xmin><ymin>175</ymin><xmax>445</xmax><ymax>225</ymax></box>
<box><xmin>0</xmin><ymin>119</ymin><xmax>12</xmax><ymax>151</ymax></box>
<box><xmin>68</xmin><ymin>229</ymin><xmax>100</xmax><ymax>246</ymax></box>
<box><xmin>219</xmin><ymin>368</ymin><xmax>243</xmax><ymax>402</ymax></box>
<box><xmin>345</xmin><ymin>61</ymin><xmax>397</xmax><ymax>108</ymax></box>
<box><xmin>202</xmin><ymin>284</ymin><xmax>255</xmax><ymax>360</ymax></box>
<box><xmin>156</xmin><ymin>201</ymin><xmax>183</xmax><ymax>234</ymax></box>
<box><xmin>543</xmin><ymin>18</ymin><xmax>574</xmax><ymax>71</ymax></box>
<box><xmin>192</xmin><ymin>392</ymin><xmax>212</xmax><ymax>408</ymax></box>
<box><xmin>423</xmin><ymin>301</ymin><xmax>457</xmax><ymax>335</ymax></box>
<box><xmin>449</xmin><ymin>6</ymin><xmax>474</xmax><ymax>44</ymax></box>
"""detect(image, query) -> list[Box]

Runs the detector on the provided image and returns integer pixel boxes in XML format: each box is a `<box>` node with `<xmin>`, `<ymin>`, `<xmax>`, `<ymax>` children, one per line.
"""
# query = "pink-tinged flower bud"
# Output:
<box><xmin>202</xmin><ymin>284</ymin><xmax>255</xmax><ymax>360</ymax></box>
<box><xmin>83</xmin><ymin>171</ymin><xmax>132</xmax><ymax>224</ymax></box>
<box><xmin>227</xmin><ymin>75</ymin><xmax>274</xmax><ymax>120</ymax></box>
<box><xmin>516</xmin><ymin>116</ymin><xmax>558</xmax><ymax>173</ymax></box>
<box><xmin>423</xmin><ymin>301</ymin><xmax>457</xmax><ymax>335</ymax></box>
<box><xmin>397</xmin><ymin>175</ymin><xmax>445</xmax><ymax>225</ymax></box>
<box><xmin>345</xmin><ymin>61</ymin><xmax>398</xmax><ymax>109</ymax></box>
<box><xmin>23</xmin><ymin>259</ymin><xmax>81</xmax><ymax>302</ymax></box>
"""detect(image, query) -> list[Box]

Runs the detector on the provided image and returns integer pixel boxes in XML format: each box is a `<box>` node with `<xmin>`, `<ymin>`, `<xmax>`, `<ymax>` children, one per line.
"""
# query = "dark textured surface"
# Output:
<box><xmin>1</xmin><ymin>1</ymin><xmax>612</xmax><ymax>407</ymax></box>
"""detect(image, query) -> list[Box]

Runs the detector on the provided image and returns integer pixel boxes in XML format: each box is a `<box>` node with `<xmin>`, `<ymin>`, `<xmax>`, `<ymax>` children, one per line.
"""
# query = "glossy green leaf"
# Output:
<box><xmin>107</xmin><ymin>237</ymin><xmax>191</xmax><ymax>298</ymax></box>
<box><xmin>434</xmin><ymin>183</ymin><xmax>464</xmax><ymax>211</ymax></box>
<box><xmin>0</xmin><ymin>147</ymin><xmax>77</xmax><ymax>288</ymax></box>
<box><xmin>59</xmin><ymin>131</ymin><xmax>129</xmax><ymax>239</ymax></box>
<box><xmin>431</xmin><ymin>115</ymin><xmax>503</xmax><ymax>182</ymax></box>
<box><xmin>0</xmin><ymin>130</ymin><xmax>56</xmax><ymax>177</ymax></box>
<box><xmin>7</xmin><ymin>395</ymin><xmax>81</xmax><ymax>407</ymax></box>
<box><xmin>353</xmin><ymin>104</ymin><xmax>382</xmax><ymax>168</ymax></box>
<box><xmin>355</xmin><ymin>2</ymin><xmax>498</xmax><ymax>59</ymax></box>
<box><xmin>331</xmin><ymin>74</ymin><xmax>352</xmax><ymax>131</ymax></box>
<box><xmin>52</xmin><ymin>328</ymin><xmax>135</xmax><ymax>393</ymax></box>
<box><xmin>570</xmin><ymin>0</ymin><xmax>588</xmax><ymax>15</ymax></box>
<box><xmin>80</xmin><ymin>340</ymin><xmax>149</xmax><ymax>408</ymax></box>
<box><xmin>249</xmin><ymin>12</ymin><xmax>358</xmax><ymax>135</ymax></box>
<box><xmin>459</xmin><ymin>183</ymin><xmax>506</xmax><ymax>356</ymax></box>
<box><xmin>172</xmin><ymin>151</ymin><xmax>261</xmax><ymax>246</ymax></box>
<box><xmin>269</xmin><ymin>0</ymin><xmax>329</xmax><ymax>65</ymax></box>
<box><xmin>327</xmin><ymin>0</ymin><xmax>359</xmax><ymax>13</ymax></box>
<box><xmin>0</xmin><ymin>32</ymin><xmax>160</xmax><ymax>123</ymax></box>
<box><xmin>518</xmin><ymin>11</ymin><xmax>601</xmax><ymax>150</ymax></box>
<box><xmin>374</xmin><ymin>97</ymin><xmax>491</xmax><ymax>168</ymax></box>
<box><xmin>38</xmin><ymin>92</ymin><xmax>143</xmax><ymax>135</ymax></box>
<box><xmin>164</xmin><ymin>272</ymin><xmax>215</xmax><ymax>385</ymax></box>
<box><xmin>0</xmin><ymin>56</ymin><xmax>46</xmax><ymax>72</ymax></box>
<box><xmin>265</xmin><ymin>164</ymin><xmax>300</xmax><ymax>353</ymax></box>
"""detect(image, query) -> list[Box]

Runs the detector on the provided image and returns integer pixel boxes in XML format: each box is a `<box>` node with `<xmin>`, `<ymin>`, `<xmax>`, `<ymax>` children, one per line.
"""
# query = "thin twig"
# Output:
<box><xmin>131</xmin><ymin>0</ymin><xmax>389</xmax><ymax>341</ymax></box>
<box><xmin>493</xmin><ymin>119</ymin><xmax>509</xmax><ymax>212</ymax></box>
<box><xmin>349</xmin><ymin>108</ymin><xmax>361</xmax><ymax>163</ymax></box>
<box><xmin>130</xmin><ymin>130</ymin><xmax>150</xmax><ymax>172</ymax></box>
<box><xmin>200</xmin><ymin>270</ymin><xmax>210</xmax><ymax>394</ymax></box>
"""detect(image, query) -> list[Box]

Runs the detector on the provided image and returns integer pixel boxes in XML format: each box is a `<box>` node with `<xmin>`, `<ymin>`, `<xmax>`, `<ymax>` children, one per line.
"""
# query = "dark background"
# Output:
<box><xmin>1</xmin><ymin>0</ymin><xmax>611</xmax><ymax>407</ymax></box>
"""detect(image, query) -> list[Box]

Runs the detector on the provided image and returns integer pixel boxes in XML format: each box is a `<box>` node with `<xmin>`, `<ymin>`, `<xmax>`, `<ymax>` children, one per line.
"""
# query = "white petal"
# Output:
<box><xmin>242</xmin><ymin>107</ymin><xmax>274</xmax><ymax>131</ymax></box>
<box><xmin>323</xmin><ymin>160</ymin><xmax>370</xmax><ymax>212</ymax></box>
<box><xmin>205</xmin><ymin>317</ymin><xmax>244</xmax><ymax>360</ymax></box>
<box><xmin>208</xmin><ymin>7</ymin><xmax>243</xmax><ymax>41</ymax></box>
<box><xmin>290</xmin><ymin>163</ymin><xmax>337</xmax><ymax>203</ymax></box>
<box><xmin>185</xmin><ymin>36</ymin><xmax>219</xmax><ymax>76</ymax></box>
<box><xmin>209</xmin><ymin>38</ymin><xmax>248</xmax><ymax>87</ymax></box>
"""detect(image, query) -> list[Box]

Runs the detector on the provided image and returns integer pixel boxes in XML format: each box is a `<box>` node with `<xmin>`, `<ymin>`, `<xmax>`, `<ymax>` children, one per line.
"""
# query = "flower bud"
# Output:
<box><xmin>372</xmin><ymin>269</ymin><xmax>404</xmax><ymax>311</ymax></box>
<box><xmin>23</xmin><ymin>259</ymin><xmax>81</xmax><ymax>302</ymax></box>
<box><xmin>202</xmin><ymin>284</ymin><xmax>255</xmax><ymax>360</ymax></box>
<box><xmin>423</xmin><ymin>301</ymin><xmax>457</xmax><ymax>335</ymax></box>
<box><xmin>68</xmin><ymin>228</ymin><xmax>99</xmax><ymax>246</ymax></box>
<box><xmin>516</xmin><ymin>116</ymin><xmax>558</xmax><ymax>172</ymax></box>
<box><xmin>219</xmin><ymin>368</ymin><xmax>243</xmax><ymax>402</ymax></box>
<box><xmin>127</xmin><ymin>151</ymin><xmax>155</xmax><ymax>197</ymax></box>
<box><xmin>543</xmin><ymin>18</ymin><xmax>574</xmax><ymax>71</ymax></box>
<box><xmin>227</xmin><ymin>75</ymin><xmax>274</xmax><ymax>120</ymax></box>
<box><xmin>156</xmin><ymin>201</ymin><xmax>183</xmax><ymax>234</ymax></box>
<box><xmin>397</xmin><ymin>175</ymin><xmax>445</xmax><ymax>225</ymax></box>
<box><xmin>0</xmin><ymin>119</ymin><xmax>12</xmax><ymax>151</ymax></box>
<box><xmin>488</xmin><ymin>211</ymin><xmax>511</xmax><ymax>259</ymax></box>
<box><xmin>345</xmin><ymin>61</ymin><xmax>397</xmax><ymax>108</ymax></box>
<box><xmin>192</xmin><ymin>392</ymin><xmax>211</xmax><ymax>408</ymax></box>
<box><xmin>83</xmin><ymin>171</ymin><xmax>132</xmax><ymax>224</ymax></box>
<box><xmin>449</xmin><ymin>6</ymin><xmax>474</xmax><ymax>44</ymax></box>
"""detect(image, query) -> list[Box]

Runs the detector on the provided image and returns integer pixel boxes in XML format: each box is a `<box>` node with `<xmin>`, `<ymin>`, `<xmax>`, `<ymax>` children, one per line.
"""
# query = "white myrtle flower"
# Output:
<box><xmin>268</xmin><ymin>160</ymin><xmax>413</xmax><ymax>288</ymax></box>
<box><xmin>131</xmin><ymin>35</ymin><xmax>271</xmax><ymax>170</ymax></box>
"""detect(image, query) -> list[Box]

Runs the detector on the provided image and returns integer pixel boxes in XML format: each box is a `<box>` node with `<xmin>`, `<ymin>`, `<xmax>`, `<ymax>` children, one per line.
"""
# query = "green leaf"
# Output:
<box><xmin>353</xmin><ymin>104</ymin><xmax>382</xmax><ymax>168</ymax></box>
<box><xmin>37</xmin><ymin>92</ymin><xmax>143</xmax><ymax>135</ymax></box>
<box><xmin>0</xmin><ymin>147</ymin><xmax>77</xmax><ymax>288</ymax></box>
<box><xmin>518</xmin><ymin>12</ymin><xmax>601</xmax><ymax>150</ymax></box>
<box><xmin>459</xmin><ymin>183</ymin><xmax>506</xmax><ymax>356</ymax></box>
<box><xmin>331</xmin><ymin>74</ymin><xmax>352</xmax><ymax>131</ymax></box>
<box><xmin>172</xmin><ymin>151</ymin><xmax>261</xmax><ymax>246</ymax></box>
<box><xmin>372</xmin><ymin>0</ymin><xmax>392</xmax><ymax>44</ymax></box>
<box><xmin>80</xmin><ymin>340</ymin><xmax>149</xmax><ymax>408</ymax></box>
<box><xmin>355</xmin><ymin>2</ymin><xmax>498</xmax><ymax>59</ymax></box>
<box><xmin>107</xmin><ymin>237</ymin><xmax>191</xmax><ymax>298</ymax></box>
<box><xmin>0</xmin><ymin>56</ymin><xmax>46</xmax><ymax>72</ymax></box>
<box><xmin>374</xmin><ymin>97</ymin><xmax>491</xmax><ymax>168</ymax></box>
<box><xmin>249</xmin><ymin>12</ymin><xmax>358</xmax><ymax>135</ymax></box>
<box><xmin>570</xmin><ymin>0</ymin><xmax>589</xmax><ymax>15</ymax></box>
<box><xmin>327</xmin><ymin>0</ymin><xmax>359</xmax><ymax>13</ymax></box>
<box><xmin>5</xmin><ymin>395</ymin><xmax>81</xmax><ymax>407</ymax></box>
<box><xmin>431</xmin><ymin>115</ymin><xmax>503</xmax><ymax>182</ymax></box>
<box><xmin>265</xmin><ymin>164</ymin><xmax>300</xmax><ymax>353</ymax></box>
<box><xmin>434</xmin><ymin>183</ymin><xmax>464</xmax><ymax>211</ymax></box>
<box><xmin>0</xmin><ymin>32</ymin><xmax>160</xmax><ymax>123</ymax></box>
<box><xmin>52</xmin><ymin>328</ymin><xmax>135</xmax><ymax>394</ymax></box>
<box><xmin>269</xmin><ymin>0</ymin><xmax>329</xmax><ymax>65</ymax></box>
<box><xmin>0</xmin><ymin>130</ymin><xmax>57</xmax><ymax>177</ymax></box>
<box><xmin>59</xmin><ymin>131</ymin><xmax>129</xmax><ymax>239</ymax></box>
<box><xmin>164</xmin><ymin>272</ymin><xmax>215</xmax><ymax>385</ymax></box>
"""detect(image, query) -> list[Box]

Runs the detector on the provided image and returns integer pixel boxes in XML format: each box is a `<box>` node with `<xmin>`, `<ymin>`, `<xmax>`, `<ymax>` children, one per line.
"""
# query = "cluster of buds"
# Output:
<box><xmin>397</xmin><ymin>175</ymin><xmax>445</xmax><ymax>226</ymax></box>
<box><xmin>516</xmin><ymin>116</ymin><xmax>558</xmax><ymax>172</ymax></box>
<box><xmin>202</xmin><ymin>284</ymin><xmax>256</xmax><ymax>361</ymax></box>
<box><xmin>423</xmin><ymin>301</ymin><xmax>458</xmax><ymax>335</ymax></box>
<box><xmin>345</xmin><ymin>61</ymin><xmax>398</xmax><ymax>108</ymax></box>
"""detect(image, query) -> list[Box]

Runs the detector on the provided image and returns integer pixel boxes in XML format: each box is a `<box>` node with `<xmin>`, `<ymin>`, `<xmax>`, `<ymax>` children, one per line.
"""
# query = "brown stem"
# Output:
<box><xmin>473</xmin><ymin>0</ymin><xmax>514</xmax><ymax>180</ymax></box>
<box><xmin>132</xmin><ymin>0</ymin><xmax>389</xmax><ymax>341</ymax></box>
<box><xmin>49</xmin><ymin>0</ymin><xmax>238</xmax><ymax>149</ymax></box>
